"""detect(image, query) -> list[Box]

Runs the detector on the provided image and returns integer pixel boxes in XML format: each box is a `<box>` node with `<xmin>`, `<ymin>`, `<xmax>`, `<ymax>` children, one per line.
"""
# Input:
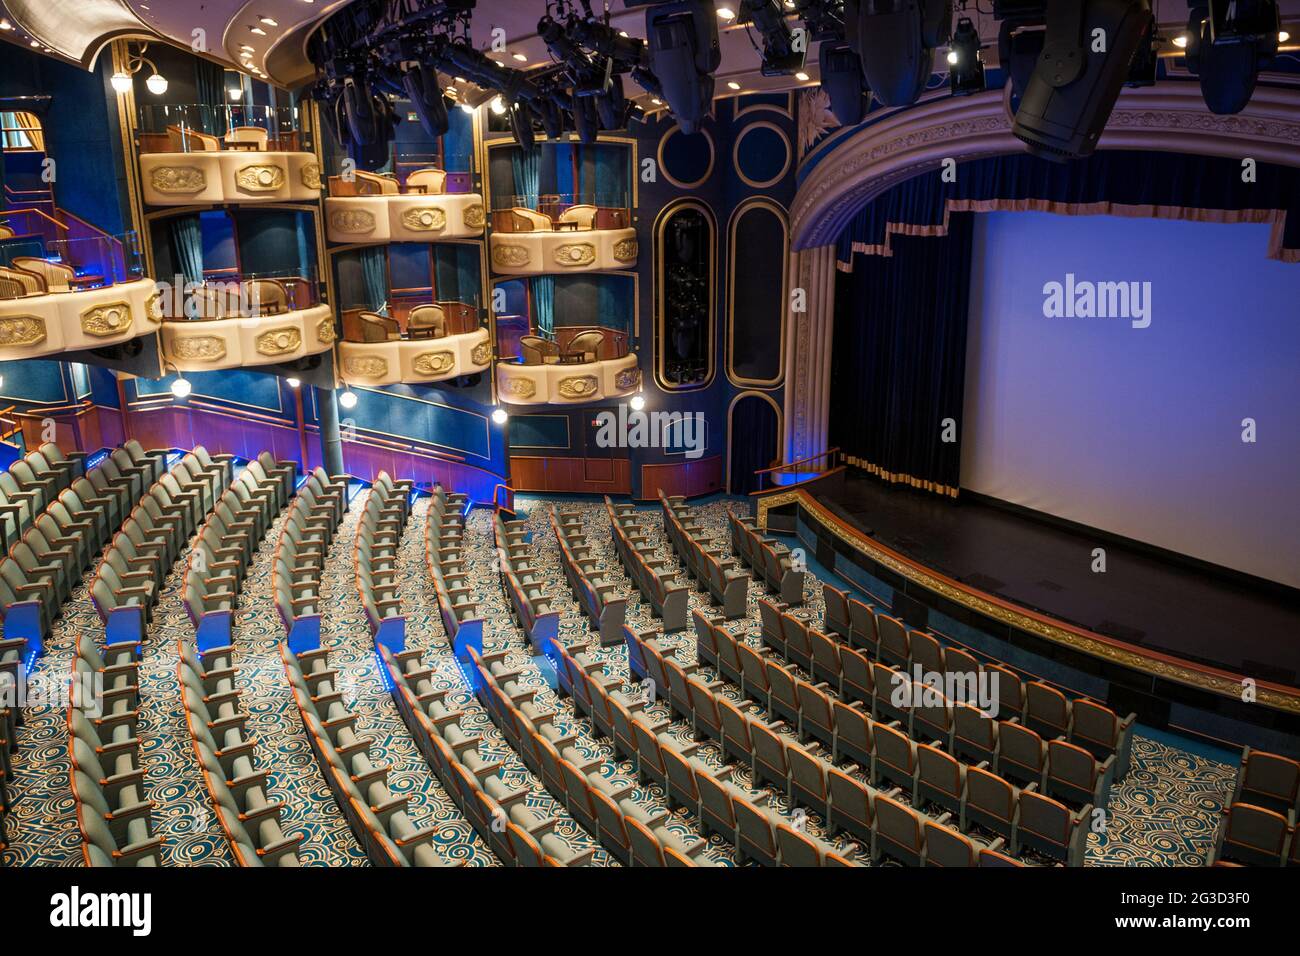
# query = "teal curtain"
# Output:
<box><xmin>531</xmin><ymin>276</ymin><xmax>554</xmax><ymax>340</ymax></box>
<box><xmin>432</xmin><ymin>244</ymin><xmax>479</xmax><ymax>306</ymax></box>
<box><xmin>195</xmin><ymin>61</ymin><xmax>227</xmax><ymax>135</ymax></box>
<box><xmin>168</xmin><ymin>215</ymin><xmax>204</xmax><ymax>319</ymax></box>
<box><xmin>579</xmin><ymin>145</ymin><xmax>625</xmax><ymax>206</ymax></box>
<box><xmin>361</xmin><ymin>246</ymin><xmax>388</xmax><ymax>313</ymax></box>
<box><xmin>511</xmin><ymin>146</ymin><xmax>540</xmax><ymax>207</ymax></box>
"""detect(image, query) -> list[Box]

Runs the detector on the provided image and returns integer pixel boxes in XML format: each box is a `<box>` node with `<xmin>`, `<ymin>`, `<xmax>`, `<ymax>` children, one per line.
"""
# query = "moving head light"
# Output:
<box><xmin>741</xmin><ymin>0</ymin><xmax>807</xmax><ymax>75</ymax></box>
<box><xmin>818</xmin><ymin>39</ymin><xmax>870</xmax><ymax>124</ymax></box>
<box><xmin>633</xmin><ymin>0</ymin><xmax>722</xmax><ymax>134</ymax></box>
<box><xmin>1010</xmin><ymin>0</ymin><xmax>1152</xmax><ymax>161</ymax></box>
<box><xmin>1186</xmin><ymin>0</ymin><xmax>1280</xmax><ymax>114</ymax></box>
<box><xmin>845</xmin><ymin>0</ymin><xmax>953</xmax><ymax>107</ymax></box>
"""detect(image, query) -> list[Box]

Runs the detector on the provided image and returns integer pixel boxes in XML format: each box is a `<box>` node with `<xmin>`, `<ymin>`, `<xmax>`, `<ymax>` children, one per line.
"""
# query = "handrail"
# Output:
<box><xmin>753</xmin><ymin>446</ymin><xmax>840</xmax><ymax>477</ymax></box>
<box><xmin>0</xmin><ymin>206</ymin><xmax>69</xmax><ymax>233</ymax></box>
<box><xmin>13</xmin><ymin>399</ymin><xmax>92</xmax><ymax>417</ymax></box>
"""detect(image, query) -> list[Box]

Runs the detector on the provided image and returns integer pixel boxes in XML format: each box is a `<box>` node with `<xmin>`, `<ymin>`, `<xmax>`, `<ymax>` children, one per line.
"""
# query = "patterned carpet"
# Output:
<box><xmin>1</xmin><ymin>485</ymin><xmax>1236</xmax><ymax>867</ymax></box>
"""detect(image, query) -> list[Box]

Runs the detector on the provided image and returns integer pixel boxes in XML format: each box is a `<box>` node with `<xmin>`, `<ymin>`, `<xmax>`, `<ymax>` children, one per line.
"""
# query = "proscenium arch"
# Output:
<box><xmin>726</xmin><ymin>390</ymin><xmax>783</xmax><ymax>494</ymax></box>
<box><xmin>790</xmin><ymin>83</ymin><xmax>1300</xmax><ymax>251</ymax></box>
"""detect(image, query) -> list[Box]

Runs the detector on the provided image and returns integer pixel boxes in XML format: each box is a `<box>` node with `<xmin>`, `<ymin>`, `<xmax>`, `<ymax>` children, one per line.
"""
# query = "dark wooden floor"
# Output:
<box><xmin>819</xmin><ymin>474</ymin><xmax>1300</xmax><ymax>682</ymax></box>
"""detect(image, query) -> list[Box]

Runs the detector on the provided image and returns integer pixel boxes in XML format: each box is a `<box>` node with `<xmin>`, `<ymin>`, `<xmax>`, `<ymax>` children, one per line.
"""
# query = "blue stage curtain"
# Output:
<box><xmin>830</xmin><ymin>213</ymin><xmax>973</xmax><ymax>496</ymax></box>
<box><xmin>835</xmin><ymin>150</ymin><xmax>1300</xmax><ymax>267</ymax></box>
<box><xmin>531</xmin><ymin>276</ymin><xmax>554</xmax><ymax>339</ymax></box>
<box><xmin>730</xmin><ymin>396</ymin><xmax>778</xmax><ymax>495</ymax></box>
<box><xmin>361</xmin><ymin>245</ymin><xmax>388</xmax><ymax>313</ymax></box>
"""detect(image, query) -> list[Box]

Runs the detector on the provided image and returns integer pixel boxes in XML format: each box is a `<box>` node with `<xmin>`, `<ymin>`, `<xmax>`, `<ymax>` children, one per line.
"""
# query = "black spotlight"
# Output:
<box><xmin>641</xmin><ymin>0</ymin><xmax>721</xmax><ymax>133</ymax></box>
<box><xmin>1012</xmin><ymin>0</ymin><xmax>1153</xmax><ymax>161</ymax></box>
<box><xmin>511</xmin><ymin>102</ymin><xmax>537</xmax><ymax>150</ymax></box>
<box><xmin>402</xmin><ymin>63</ymin><xmax>450</xmax><ymax>138</ymax></box>
<box><xmin>947</xmin><ymin>17</ymin><xmax>986</xmax><ymax>94</ymax></box>
<box><xmin>1192</xmin><ymin>0</ymin><xmax>1280</xmax><ymax>114</ymax></box>
<box><xmin>819</xmin><ymin>40</ymin><xmax>870</xmax><ymax>125</ymax></box>
<box><xmin>1125</xmin><ymin>17</ymin><xmax>1157</xmax><ymax>85</ymax></box>
<box><xmin>846</xmin><ymin>0</ymin><xmax>953</xmax><ymax>107</ymax></box>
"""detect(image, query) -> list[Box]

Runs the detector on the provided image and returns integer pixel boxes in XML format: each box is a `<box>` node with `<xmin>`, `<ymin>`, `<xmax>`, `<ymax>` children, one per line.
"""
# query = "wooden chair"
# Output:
<box><xmin>564</xmin><ymin>329</ymin><xmax>605</xmax><ymax>363</ymax></box>
<box><xmin>357</xmin><ymin>311</ymin><xmax>401</xmax><ymax>342</ymax></box>
<box><xmin>557</xmin><ymin>204</ymin><xmax>598</xmax><ymax>230</ymax></box>
<box><xmin>407</xmin><ymin>303</ymin><xmax>447</xmax><ymax>339</ymax></box>
<box><xmin>12</xmin><ymin>257</ymin><xmax>74</xmax><ymax>293</ymax></box>
<box><xmin>244</xmin><ymin>278</ymin><xmax>290</xmax><ymax>316</ymax></box>
<box><xmin>519</xmin><ymin>335</ymin><xmax>560</xmax><ymax>365</ymax></box>
<box><xmin>0</xmin><ymin>264</ymin><xmax>45</xmax><ymax>296</ymax></box>
<box><xmin>405</xmin><ymin>168</ymin><xmax>447</xmax><ymax>194</ymax></box>
<box><xmin>355</xmin><ymin>170</ymin><xmax>400</xmax><ymax>195</ymax></box>
<box><xmin>224</xmin><ymin>126</ymin><xmax>269</xmax><ymax>150</ymax></box>
<box><xmin>510</xmin><ymin>207</ymin><xmax>554</xmax><ymax>232</ymax></box>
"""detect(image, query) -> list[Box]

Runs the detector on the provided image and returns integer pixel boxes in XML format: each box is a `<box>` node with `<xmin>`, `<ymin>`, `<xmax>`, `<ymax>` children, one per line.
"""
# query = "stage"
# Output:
<box><xmin>814</xmin><ymin>473</ymin><xmax>1300</xmax><ymax>686</ymax></box>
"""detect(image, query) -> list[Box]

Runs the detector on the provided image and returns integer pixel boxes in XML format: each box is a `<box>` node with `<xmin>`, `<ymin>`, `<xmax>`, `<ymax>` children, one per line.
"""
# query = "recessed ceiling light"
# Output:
<box><xmin>795</xmin><ymin>71</ymin><xmax>809</xmax><ymax>81</ymax></box>
<box><xmin>1171</xmin><ymin>33</ymin><xmax>1188</xmax><ymax>48</ymax></box>
<box><xmin>1280</xmin><ymin>30</ymin><xmax>1290</xmax><ymax>43</ymax></box>
<box><xmin>29</xmin><ymin>40</ymin><xmax>39</xmax><ymax>47</ymax></box>
<box><xmin>717</xmin><ymin>6</ymin><xmax>737</xmax><ymax>20</ymax></box>
<box><xmin>259</xmin><ymin>17</ymin><xmax>278</xmax><ymax>26</ymax></box>
<box><xmin>250</xmin><ymin>26</ymin><xmax>266</xmax><ymax>35</ymax></box>
<box><xmin>619</xmin><ymin>31</ymin><xmax>629</xmax><ymax>37</ymax></box>
<box><xmin>512</xmin><ymin>52</ymin><xmax>527</xmax><ymax>61</ymax></box>
<box><xmin>0</xmin><ymin>19</ymin><xmax>11</xmax><ymax>30</ymax></box>
<box><xmin>726</xmin><ymin>81</ymin><xmax>740</xmax><ymax>90</ymax></box>
<box><xmin>650</xmin><ymin>97</ymin><xmax>662</xmax><ymax>105</ymax></box>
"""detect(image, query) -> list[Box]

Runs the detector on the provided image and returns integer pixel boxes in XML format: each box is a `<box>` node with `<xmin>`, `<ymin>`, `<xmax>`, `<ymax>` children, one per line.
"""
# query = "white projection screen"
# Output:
<box><xmin>961</xmin><ymin>212</ymin><xmax>1300</xmax><ymax>589</ymax></box>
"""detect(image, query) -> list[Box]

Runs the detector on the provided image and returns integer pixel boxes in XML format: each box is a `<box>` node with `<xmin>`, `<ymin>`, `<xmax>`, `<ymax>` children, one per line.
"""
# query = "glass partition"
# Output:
<box><xmin>153</xmin><ymin>267</ymin><xmax>321</xmax><ymax>320</ymax></box>
<box><xmin>0</xmin><ymin>232</ymin><xmax>143</xmax><ymax>299</ymax></box>
<box><xmin>137</xmin><ymin>103</ymin><xmax>312</xmax><ymax>154</ymax></box>
<box><xmin>333</xmin><ymin>243</ymin><xmax>484</xmax><ymax>343</ymax></box>
<box><xmin>487</xmin><ymin>141</ymin><xmax>632</xmax><ymax>232</ymax></box>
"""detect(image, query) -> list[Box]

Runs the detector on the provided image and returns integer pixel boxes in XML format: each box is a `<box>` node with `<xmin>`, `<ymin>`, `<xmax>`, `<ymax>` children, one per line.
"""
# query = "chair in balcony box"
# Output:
<box><xmin>510</xmin><ymin>207</ymin><xmax>554</xmax><ymax>232</ymax></box>
<box><xmin>12</xmin><ymin>257</ymin><xmax>75</xmax><ymax>293</ymax></box>
<box><xmin>405</xmin><ymin>168</ymin><xmax>447</xmax><ymax>195</ymax></box>
<box><xmin>244</xmin><ymin>278</ymin><xmax>290</xmax><ymax>317</ymax></box>
<box><xmin>407</xmin><ymin>303</ymin><xmax>447</xmax><ymax>340</ymax></box>
<box><xmin>357</xmin><ymin>311</ymin><xmax>401</xmax><ymax>343</ymax></box>
<box><xmin>0</xmin><ymin>264</ymin><xmax>46</xmax><ymax>295</ymax></box>
<box><xmin>355</xmin><ymin>170</ymin><xmax>399</xmax><ymax>195</ymax></box>
<box><xmin>167</xmin><ymin>125</ymin><xmax>222</xmax><ymax>151</ymax></box>
<box><xmin>564</xmin><ymin>329</ymin><xmax>606</xmax><ymax>364</ymax></box>
<box><xmin>224</xmin><ymin>126</ymin><xmax>269</xmax><ymax>150</ymax></box>
<box><xmin>519</xmin><ymin>335</ymin><xmax>560</xmax><ymax>366</ymax></box>
<box><xmin>557</xmin><ymin>204</ymin><xmax>598</xmax><ymax>230</ymax></box>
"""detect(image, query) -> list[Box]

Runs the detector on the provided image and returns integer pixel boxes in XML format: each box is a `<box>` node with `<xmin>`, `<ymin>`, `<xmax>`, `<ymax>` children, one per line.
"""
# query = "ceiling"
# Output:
<box><xmin>1</xmin><ymin>0</ymin><xmax>1296</xmax><ymax>107</ymax></box>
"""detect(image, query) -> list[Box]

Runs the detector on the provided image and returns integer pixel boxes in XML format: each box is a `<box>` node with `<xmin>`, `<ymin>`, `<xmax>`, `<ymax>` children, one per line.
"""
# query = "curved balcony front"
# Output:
<box><xmin>337</xmin><ymin>303</ymin><xmax>491</xmax><ymax>385</ymax></box>
<box><xmin>324</xmin><ymin>194</ymin><xmax>486</xmax><ymax>244</ymax></box>
<box><xmin>157</xmin><ymin>274</ymin><xmax>333</xmax><ymax>371</ymax></box>
<box><xmin>0</xmin><ymin>277</ymin><xmax>160</xmax><ymax>360</ymax></box>
<box><xmin>497</xmin><ymin>352</ymin><xmax>641</xmax><ymax>405</ymax></box>
<box><xmin>489</xmin><ymin>226</ymin><xmax>638</xmax><ymax>275</ymax></box>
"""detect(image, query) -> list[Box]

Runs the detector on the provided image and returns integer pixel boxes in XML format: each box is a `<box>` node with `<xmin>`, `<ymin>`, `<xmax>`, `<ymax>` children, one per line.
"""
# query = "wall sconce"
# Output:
<box><xmin>111</xmin><ymin>43</ymin><xmax>167</xmax><ymax>96</ymax></box>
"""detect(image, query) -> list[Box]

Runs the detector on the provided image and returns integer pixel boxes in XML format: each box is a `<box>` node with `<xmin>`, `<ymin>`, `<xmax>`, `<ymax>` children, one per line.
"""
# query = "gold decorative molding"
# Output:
<box><xmin>330</xmin><ymin>209</ymin><xmax>377</xmax><ymax>234</ymax></box>
<box><xmin>0</xmin><ymin>315</ymin><xmax>47</xmax><ymax>348</ymax></box>
<box><xmin>471</xmin><ymin>341</ymin><xmax>492</xmax><ymax>365</ymax></box>
<box><xmin>315</xmin><ymin>317</ymin><xmax>336</xmax><ymax>345</ymax></box>
<box><xmin>80</xmin><ymin>301</ymin><xmax>133</xmax><ymax>338</ymax></box>
<box><xmin>492</xmin><ymin>244</ymin><xmax>531</xmax><ymax>268</ymax></box>
<box><xmin>400</xmin><ymin>206</ymin><xmax>448</xmax><ymax>232</ymax></box>
<box><xmin>255</xmin><ymin>326</ymin><xmax>302</xmax><ymax>356</ymax></box>
<box><xmin>412</xmin><ymin>350</ymin><xmax>456</xmax><ymax>376</ymax></box>
<box><xmin>300</xmin><ymin>163</ymin><xmax>322</xmax><ymax>190</ymax></box>
<box><xmin>615</xmin><ymin>367</ymin><xmax>641</xmax><ymax>391</ymax></box>
<box><xmin>150</xmin><ymin>166</ymin><xmax>206</xmax><ymax>194</ymax></box>
<box><xmin>344</xmin><ymin>356</ymin><xmax>388</xmax><ymax>379</ymax></box>
<box><xmin>170</xmin><ymin>335</ymin><xmax>226</xmax><ymax>362</ymax></box>
<box><xmin>463</xmin><ymin>203</ymin><xmax>486</xmax><ymax>229</ymax></box>
<box><xmin>554</xmin><ymin>242</ymin><xmax>597</xmax><ymax>268</ymax></box>
<box><xmin>557</xmin><ymin>374</ymin><xmax>599</xmax><ymax>399</ymax></box>
<box><xmin>613</xmin><ymin>238</ymin><xmax>639</xmax><ymax>262</ymax></box>
<box><xmin>145</xmin><ymin>291</ymin><xmax>164</xmax><ymax>324</ymax></box>
<box><xmin>235</xmin><ymin>164</ymin><xmax>286</xmax><ymax>192</ymax></box>
<box><xmin>768</xmin><ymin>489</ymin><xmax>1300</xmax><ymax>714</ymax></box>
<box><xmin>500</xmin><ymin>376</ymin><xmax>537</xmax><ymax>399</ymax></box>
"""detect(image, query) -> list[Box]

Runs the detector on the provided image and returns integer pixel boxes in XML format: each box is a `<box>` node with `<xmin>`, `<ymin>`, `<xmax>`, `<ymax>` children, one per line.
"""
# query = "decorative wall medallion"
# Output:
<box><xmin>170</xmin><ymin>335</ymin><xmax>226</xmax><ymax>362</ymax></box>
<box><xmin>315</xmin><ymin>317</ymin><xmax>336</xmax><ymax>345</ymax></box>
<box><xmin>471</xmin><ymin>341</ymin><xmax>492</xmax><ymax>365</ymax></box>
<box><xmin>501</xmin><ymin>376</ymin><xmax>537</xmax><ymax>399</ymax></box>
<box><xmin>344</xmin><ymin>356</ymin><xmax>388</xmax><ymax>379</ymax></box>
<box><xmin>330</xmin><ymin>209</ymin><xmax>377</xmax><ymax>234</ymax></box>
<box><xmin>613</xmin><ymin>238</ymin><xmax>639</xmax><ymax>262</ymax></box>
<box><xmin>400</xmin><ymin>207</ymin><xmax>448</xmax><ymax>232</ymax></box>
<box><xmin>235</xmin><ymin>164</ymin><xmax>286</xmax><ymax>191</ymax></box>
<box><xmin>80</xmin><ymin>301</ymin><xmax>133</xmax><ymax>338</ymax></box>
<box><xmin>557</xmin><ymin>375</ymin><xmax>599</xmax><ymax>399</ymax></box>
<box><xmin>412</xmin><ymin>350</ymin><xmax>456</xmax><ymax>376</ymax></box>
<box><xmin>0</xmin><ymin>315</ymin><xmax>46</xmax><ymax>348</ymax></box>
<box><xmin>492</xmin><ymin>244</ymin><xmax>531</xmax><ymax>268</ymax></box>
<box><xmin>145</xmin><ymin>291</ymin><xmax>164</xmax><ymax>323</ymax></box>
<box><xmin>150</xmin><ymin>166</ymin><xmax>206</xmax><ymax>194</ymax></box>
<box><xmin>554</xmin><ymin>243</ymin><xmax>597</xmax><ymax>267</ymax></box>
<box><xmin>300</xmin><ymin>163</ymin><xmax>322</xmax><ymax>190</ymax></box>
<box><xmin>463</xmin><ymin>203</ymin><xmax>486</xmax><ymax>229</ymax></box>
<box><xmin>256</xmin><ymin>326</ymin><xmax>302</xmax><ymax>356</ymax></box>
<box><xmin>615</xmin><ymin>367</ymin><xmax>641</xmax><ymax>391</ymax></box>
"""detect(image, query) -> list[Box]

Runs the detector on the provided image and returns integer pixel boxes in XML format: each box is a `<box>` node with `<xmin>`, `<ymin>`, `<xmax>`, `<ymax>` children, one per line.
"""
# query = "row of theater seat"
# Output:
<box><xmin>473</xmin><ymin>640</ymin><xmax>725</xmax><ymax>865</ymax></box>
<box><xmin>0</xmin><ymin>441</ymin><xmax>92</xmax><ymax>551</ymax></box>
<box><xmin>423</xmin><ymin>485</ymin><xmax>481</xmax><ymax>657</ymax></box>
<box><xmin>820</xmin><ymin>584</ymin><xmax>1136</xmax><ymax>780</ymax></box>
<box><xmin>604</xmin><ymin>497</ymin><xmax>691</xmax><ymax>633</ymax></box>
<box><xmin>1205</xmin><ymin>747</ymin><xmax>1300</xmax><ymax>866</ymax></box>
<box><xmin>727</xmin><ymin>507</ymin><xmax>806</xmax><ymax>606</ymax></box>
<box><xmin>659</xmin><ymin>493</ymin><xmax>750</xmax><ymax>619</ymax></box>
<box><xmin>355</xmin><ymin>472</ymin><xmax>413</xmax><ymax>637</ymax></box>
<box><xmin>69</xmin><ymin>633</ymin><xmax>158</xmax><ymax>865</ymax></box>
<box><xmin>494</xmin><ymin>510</ymin><xmax>561</xmax><ymax>654</ymax></box>
<box><xmin>628</xmin><ymin>625</ymin><xmax>1087</xmax><ymax>865</ymax></box>
<box><xmin>549</xmin><ymin>506</ymin><xmax>626</xmax><ymax>645</ymax></box>
<box><xmin>273</xmin><ymin>469</ymin><xmax>350</xmax><ymax>645</ymax></box>
<box><xmin>282</xmin><ymin>644</ymin><xmax>459</xmax><ymax>865</ymax></box>
<box><xmin>743</xmin><ymin>604</ymin><xmax>1117</xmax><ymax>813</ymax></box>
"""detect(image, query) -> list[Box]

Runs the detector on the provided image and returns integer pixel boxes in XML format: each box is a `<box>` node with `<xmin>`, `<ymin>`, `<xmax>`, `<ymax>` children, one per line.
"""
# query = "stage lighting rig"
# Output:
<box><xmin>626</xmin><ymin>0</ymin><xmax>722</xmax><ymax>134</ymax></box>
<box><xmin>1183</xmin><ymin>0</ymin><xmax>1280</xmax><ymax>114</ymax></box>
<box><xmin>947</xmin><ymin>16</ymin><xmax>986</xmax><ymax>95</ymax></box>
<box><xmin>736</xmin><ymin>0</ymin><xmax>806</xmax><ymax>76</ymax></box>
<box><xmin>845</xmin><ymin>0</ymin><xmax>953</xmax><ymax>107</ymax></box>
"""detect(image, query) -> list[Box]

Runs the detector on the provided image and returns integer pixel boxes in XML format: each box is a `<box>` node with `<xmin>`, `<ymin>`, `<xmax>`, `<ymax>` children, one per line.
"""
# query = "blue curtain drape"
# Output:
<box><xmin>731</xmin><ymin>397</ymin><xmax>779</xmax><ymax>495</ymax></box>
<box><xmin>169</xmin><ymin>214</ymin><xmax>204</xmax><ymax>285</ymax></box>
<box><xmin>360</xmin><ymin>246</ymin><xmax>388</xmax><ymax>313</ymax></box>
<box><xmin>579</xmin><ymin>145</ymin><xmax>624</xmax><ymax>207</ymax></box>
<box><xmin>432</xmin><ymin>244</ymin><xmax>480</xmax><ymax>306</ymax></box>
<box><xmin>194</xmin><ymin>61</ymin><xmax>227</xmax><ymax>136</ymax></box>
<box><xmin>830</xmin><ymin>213</ymin><xmax>974</xmax><ymax>495</ymax></box>
<box><xmin>531</xmin><ymin>276</ymin><xmax>554</xmax><ymax>339</ymax></box>
<box><xmin>512</xmin><ymin>146</ymin><xmax>540</xmax><ymax>207</ymax></box>
<box><xmin>835</xmin><ymin>150</ymin><xmax>1300</xmax><ymax>268</ymax></box>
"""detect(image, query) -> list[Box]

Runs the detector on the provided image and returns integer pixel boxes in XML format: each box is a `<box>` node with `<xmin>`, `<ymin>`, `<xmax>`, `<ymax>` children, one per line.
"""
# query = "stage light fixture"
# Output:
<box><xmin>642</xmin><ymin>0</ymin><xmax>722</xmax><ymax>134</ymax></box>
<box><xmin>338</xmin><ymin>390</ymin><xmax>358</xmax><ymax>410</ymax></box>
<box><xmin>1189</xmin><ymin>0</ymin><xmax>1280</xmax><ymax>114</ymax></box>
<box><xmin>818</xmin><ymin>39</ymin><xmax>870</xmax><ymax>125</ymax></box>
<box><xmin>491</xmin><ymin>408</ymin><xmax>509</xmax><ymax>425</ymax></box>
<box><xmin>947</xmin><ymin>17</ymin><xmax>986</xmax><ymax>94</ymax></box>
<box><xmin>1010</xmin><ymin>0</ymin><xmax>1153</xmax><ymax>161</ymax></box>
<box><xmin>846</xmin><ymin>0</ymin><xmax>953</xmax><ymax>107</ymax></box>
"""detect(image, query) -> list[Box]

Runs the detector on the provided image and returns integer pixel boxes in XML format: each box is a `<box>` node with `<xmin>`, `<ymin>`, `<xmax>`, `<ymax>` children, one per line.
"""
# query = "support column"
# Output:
<box><xmin>315</xmin><ymin>385</ymin><xmax>345</xmax><ymax>477</ymax></box>
<box><xmin>781</xmin><ymin>243</ymin><xmax>838</xmax><ymax>466</ymax></box>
